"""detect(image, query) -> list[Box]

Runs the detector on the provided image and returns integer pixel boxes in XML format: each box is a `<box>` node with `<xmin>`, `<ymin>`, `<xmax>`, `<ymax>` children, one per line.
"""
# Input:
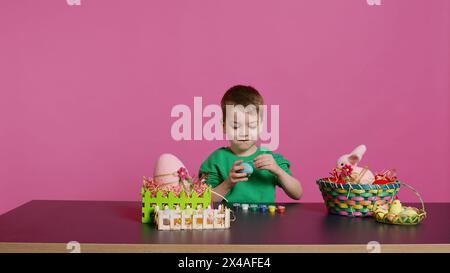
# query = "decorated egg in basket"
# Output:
<box><xmin>153</xmin><ymin>153</ymin><xmax>185</xmax><ymax>189</ymax></box>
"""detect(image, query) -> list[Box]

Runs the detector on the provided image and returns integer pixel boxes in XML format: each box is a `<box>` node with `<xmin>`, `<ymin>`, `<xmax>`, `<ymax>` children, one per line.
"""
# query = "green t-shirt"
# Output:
<box><xmin>198</xmin><ymin>146</ymin><xmax>292</xmax><ymax>204</ymax></box>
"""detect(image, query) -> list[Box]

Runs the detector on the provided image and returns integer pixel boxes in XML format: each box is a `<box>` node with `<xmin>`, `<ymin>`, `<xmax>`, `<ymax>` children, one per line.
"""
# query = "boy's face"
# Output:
<box><xmin>224</xmin><ymin>105</ymin><xmax>261</xmax><ymax>152</ymax></box>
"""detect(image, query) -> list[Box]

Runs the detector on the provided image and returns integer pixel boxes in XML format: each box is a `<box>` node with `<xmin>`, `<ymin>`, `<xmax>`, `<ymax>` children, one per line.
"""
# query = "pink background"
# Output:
<box><xmin>1</xmin><ymin>0</ymin><xmax>449</xmax><ymax>215</ymax></box>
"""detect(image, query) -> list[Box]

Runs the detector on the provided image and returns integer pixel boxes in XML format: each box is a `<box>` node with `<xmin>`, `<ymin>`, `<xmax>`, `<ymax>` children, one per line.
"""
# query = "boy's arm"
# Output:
<box><xmin>274</xmin><ymin>168</ymin><xmax>303</xmax><ymax>200</ymax></box>
<box><xmin>254</xmin><ymin>154</ymin><xmax>303</xmax><ymax>200</ymax></box>
<box><xmin>210</xmin><ymin>179</ymin><xmax>233</xmax><ymax>202</ymax></box>
<box><xmin>210</xmin><ymin>160</ymin><xmax>248</xmax><ymax>202</ymax></box>
<box><xmin>199</xmin><ymin>159</ymin><xmax>247</xmax><ymax>202</ymax></box>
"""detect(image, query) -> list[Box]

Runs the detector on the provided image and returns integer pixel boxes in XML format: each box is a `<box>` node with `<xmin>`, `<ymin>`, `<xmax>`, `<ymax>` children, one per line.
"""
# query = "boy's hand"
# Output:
<box><xmin>254</xmin><ymin>154</ymin><xmax>282</xmax><ymax>175</ymax></box>
<box><xmin>225</xmin><ymin>160</ymin><xmax>249</xmax><ymax>187</ymax></box>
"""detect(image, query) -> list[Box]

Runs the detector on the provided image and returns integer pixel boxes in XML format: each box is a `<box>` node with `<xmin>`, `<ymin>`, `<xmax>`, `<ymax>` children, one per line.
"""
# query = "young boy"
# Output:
<box><xmin>199</xmin><ymin>85</ymin><xmax>303</xmax><ymax>203</ymax></box>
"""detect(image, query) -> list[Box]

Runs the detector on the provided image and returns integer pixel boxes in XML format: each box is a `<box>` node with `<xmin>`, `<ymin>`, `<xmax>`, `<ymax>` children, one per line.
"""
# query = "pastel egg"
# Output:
<box><xmin>239</xmin><ymin>162</ymin><xmax>253</xmax><ymax>175</ymax></box>
<box><xmin>386</xmin><ymin>213</ymin><xmax>397</xmax><ymax>222</ymax></box>
<box><xmin>375</xmin><ymin>211</ymin><xmax>386</xmax><ymax>219</ymax></box>
<box><xmin>153</xmin><ymin>153</ymin><xmax>185</xmax><ymax>188</ymax></box>
<box><xmin>400</xmin><ymin>208</ymin><xmax>418</xmax><ymax>217</ymax></box>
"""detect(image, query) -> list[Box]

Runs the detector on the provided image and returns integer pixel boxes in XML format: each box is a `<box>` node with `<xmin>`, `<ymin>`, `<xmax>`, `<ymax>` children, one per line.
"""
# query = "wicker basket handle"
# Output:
<box><xmin>399</xmin><ymin>182</ymin><xmax>425</xmax><ymax>212</ymax></box>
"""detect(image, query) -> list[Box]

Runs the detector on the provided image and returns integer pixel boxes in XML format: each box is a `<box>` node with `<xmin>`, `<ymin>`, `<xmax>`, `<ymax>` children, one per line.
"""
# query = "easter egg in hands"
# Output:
<box><xmin>239</xmin><ymin>162</ymin><xmax>254</xmax><ymax>176</ymax></box>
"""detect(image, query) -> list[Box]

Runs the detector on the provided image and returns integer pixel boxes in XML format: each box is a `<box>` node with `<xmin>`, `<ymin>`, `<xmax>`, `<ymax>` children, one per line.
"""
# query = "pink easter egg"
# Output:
<box><xmin>153</xmin><ymin>153</ymin><xmax>185</xmax><ymax>189</ymax></box>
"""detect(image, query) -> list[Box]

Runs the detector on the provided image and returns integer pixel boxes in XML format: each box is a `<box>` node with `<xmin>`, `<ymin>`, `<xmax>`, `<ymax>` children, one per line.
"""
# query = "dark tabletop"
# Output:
<box><xmin>0</xmin><ymin>200</ymin><xmax>449</xmax><ymax>245</ymax></box>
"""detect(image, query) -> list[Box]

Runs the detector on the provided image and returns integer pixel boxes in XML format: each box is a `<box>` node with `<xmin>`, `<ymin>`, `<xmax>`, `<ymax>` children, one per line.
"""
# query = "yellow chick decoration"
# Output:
<box><xmin>389</xmin><ymin>200</ymin><xmax>403</xmax><ymax>215</ymax></box>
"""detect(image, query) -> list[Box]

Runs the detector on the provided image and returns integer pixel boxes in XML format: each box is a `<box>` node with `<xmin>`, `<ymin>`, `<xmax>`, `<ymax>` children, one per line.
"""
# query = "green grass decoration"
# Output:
<box><xmin>141</xmin><ymin>186</ymin><xmax>211</xmax><ymax>223</ymax></box>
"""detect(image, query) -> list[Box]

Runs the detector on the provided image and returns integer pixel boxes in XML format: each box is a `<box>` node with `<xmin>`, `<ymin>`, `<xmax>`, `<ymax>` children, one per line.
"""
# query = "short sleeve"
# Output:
<box><xmin>198</xmin><ymin>159</ymin><xmax>221</xmax><ymax>188</ymax></box>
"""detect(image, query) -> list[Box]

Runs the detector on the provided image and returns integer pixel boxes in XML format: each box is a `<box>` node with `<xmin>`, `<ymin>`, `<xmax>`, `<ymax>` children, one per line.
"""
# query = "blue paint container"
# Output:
<box><xmin>259</xmin><ymin>205</ymin><xmax>268</xmax><ymax>213</ymax></box>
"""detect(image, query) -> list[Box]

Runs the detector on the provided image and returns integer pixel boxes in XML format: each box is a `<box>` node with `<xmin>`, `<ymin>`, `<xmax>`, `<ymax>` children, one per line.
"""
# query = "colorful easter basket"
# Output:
<box><xmin>374</xmin><ymin>182</ymin><xmax>426</xmax><ymax>225</ymax></box>
<box><xmin>316</xmin><ymin>178</ymin><xmax>401</xmax><ymax>217</ymax></box>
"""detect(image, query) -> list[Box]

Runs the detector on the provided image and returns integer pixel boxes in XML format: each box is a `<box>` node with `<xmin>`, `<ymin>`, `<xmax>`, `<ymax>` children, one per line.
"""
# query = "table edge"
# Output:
<box><xmin>0</xmin><ymin>242</ymin><xmax>449</xmax><ymax>253</ymax></box>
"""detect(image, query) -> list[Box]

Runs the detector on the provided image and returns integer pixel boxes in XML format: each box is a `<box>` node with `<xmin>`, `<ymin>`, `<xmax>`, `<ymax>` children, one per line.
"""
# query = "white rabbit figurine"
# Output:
<box><xmin>336</xmin><ymin>144</ymin><xmax>375</xmax><ymax>184</ymax></box>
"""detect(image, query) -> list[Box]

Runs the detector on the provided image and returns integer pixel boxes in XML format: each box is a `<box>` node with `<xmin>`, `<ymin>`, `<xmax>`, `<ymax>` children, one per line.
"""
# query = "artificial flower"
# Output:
<box><xmin>177</xmin><ymin>167</ymin><xmax>189</xmax><ymax>181</ymax></box>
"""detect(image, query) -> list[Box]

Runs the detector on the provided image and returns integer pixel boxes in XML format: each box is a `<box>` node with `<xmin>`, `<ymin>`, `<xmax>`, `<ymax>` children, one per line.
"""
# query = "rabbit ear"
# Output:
<box><xmin>348</xmin><ymin>154</ymin><xmax>360</xmax><ymax>165</ymax></box>
<box><xmin>351</xmin><ymin>145</ymin><xmax>366</xmax><ymax>159</ymax></box>
<box><xmin>347</xmin><ymin>145</ymin><xmax>367</xmax><ymax>165</ymax></box>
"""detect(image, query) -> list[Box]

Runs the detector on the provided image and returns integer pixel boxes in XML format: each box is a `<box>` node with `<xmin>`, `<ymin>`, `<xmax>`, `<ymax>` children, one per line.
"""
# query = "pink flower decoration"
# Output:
<box><xmin>177</xmin><ymin>167</ymin><xmax>189</xmax><ymax>181</ymax></box>
<box><xmin>191</xmin><ymin>181</ymin><xmax>207</xmax><ymax>197</ymax></box>
<box><xmin>329</xmin><ymin>164</ymin><xmax>354</xmax><ymax>183</ymax></box>
<box><xmin>341</xmin><ymin>164</ymin><xmax>353</xmax><ymax>177</ymax></box>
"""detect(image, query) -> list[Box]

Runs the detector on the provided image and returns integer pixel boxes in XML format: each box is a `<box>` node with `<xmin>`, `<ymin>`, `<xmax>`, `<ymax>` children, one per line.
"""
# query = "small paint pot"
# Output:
<box><xmin>277</xmin><ymin>205</ymin><xmax>286</xmax><ymax>213</ymax></box>
<box><xmin>233</xmin><ymin>203</ymin><xmax>241</xmax><ymax>211</ymax></box>
<box><xmin>241</xmin><ymin>204</ymin><xmax>249</xmax><ymax>211</ymax></box>
<box><xmin>250</xmin><ymin>204</ymin><xmax>258</xmax><ymax>212</ymax></box>
<box><xmin>268</xmin><ymin>205</ymin><xmax>276</xmax><ymax>213</ymax></box>
<box><xmin>259</xmin><ymin>205</ymin><xmax>267</xmax><ymax>213</ymax></box>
